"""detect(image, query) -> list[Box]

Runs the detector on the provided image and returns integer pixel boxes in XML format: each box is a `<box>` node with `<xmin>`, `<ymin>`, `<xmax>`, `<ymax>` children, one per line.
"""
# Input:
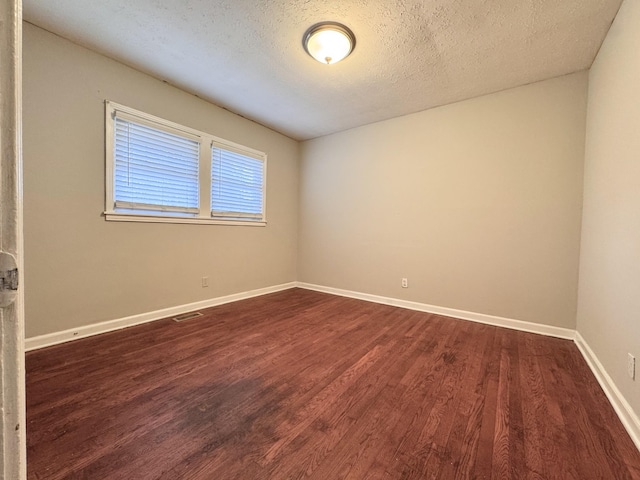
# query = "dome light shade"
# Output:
<box><xmin>303</xmin><ymin>22</ymin><xmax>356</xmax><ymax>65</ymax></box>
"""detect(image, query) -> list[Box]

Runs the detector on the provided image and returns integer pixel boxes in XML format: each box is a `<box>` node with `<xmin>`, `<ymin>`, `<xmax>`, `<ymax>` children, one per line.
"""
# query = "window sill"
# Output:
<box><xmin>104</xmin><ymin>211</ymin><xmax>266</xmax><ymax>226</ymax></box>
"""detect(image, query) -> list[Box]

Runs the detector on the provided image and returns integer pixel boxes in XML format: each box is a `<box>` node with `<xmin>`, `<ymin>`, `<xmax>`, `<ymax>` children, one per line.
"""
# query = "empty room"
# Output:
<box><xmin>5</xmin><ymin>0</ymin><xmax>640</xmax><ymax>478</ymax></box>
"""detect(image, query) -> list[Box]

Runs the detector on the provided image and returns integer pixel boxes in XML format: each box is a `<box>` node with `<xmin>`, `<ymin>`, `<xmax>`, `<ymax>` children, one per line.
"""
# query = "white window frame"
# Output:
<box><xmin>104</xmin><ymin>101</ymin><xmax>267</xmax><ymax>226</ymax></box>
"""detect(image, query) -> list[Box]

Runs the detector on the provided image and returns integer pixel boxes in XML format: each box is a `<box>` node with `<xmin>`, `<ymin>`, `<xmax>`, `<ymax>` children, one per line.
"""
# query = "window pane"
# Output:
<box><xmin>114</xmin><ymin>117</ymin><xmax>199</xmax><ymax>213</ymax></box>
<box><xmin>211</xmin><ymin>146</ymin><xmax>264</xmax><ymax>220</ymax></box>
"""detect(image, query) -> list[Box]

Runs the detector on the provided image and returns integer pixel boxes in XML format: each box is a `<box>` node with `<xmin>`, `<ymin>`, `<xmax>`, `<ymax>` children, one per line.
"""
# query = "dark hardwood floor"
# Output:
<box><xmin>26</xmin><ymin>288</ymin><xmax>640</xmax><ymax>479</ymax></box>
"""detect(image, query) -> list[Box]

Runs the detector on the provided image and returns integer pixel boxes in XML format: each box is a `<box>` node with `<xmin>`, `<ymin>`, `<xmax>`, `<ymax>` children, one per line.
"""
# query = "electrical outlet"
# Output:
<box><xmin>628</xmin><ymin>353</ymin><xmax>636</xmax><ymax>380</ymax></box>
<box><xmin>401</xmin><ymin>278</ymin><xmax>408</xmax><ymax>288</ymax></box>
<box><xmin>201</xmin><ymin>276</ymin><xmax>209</xmax><ymax>288</ymax></box>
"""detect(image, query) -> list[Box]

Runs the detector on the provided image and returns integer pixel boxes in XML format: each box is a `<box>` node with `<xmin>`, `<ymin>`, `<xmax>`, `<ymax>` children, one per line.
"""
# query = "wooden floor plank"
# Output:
<box><xmin>26</xmin><ymin>289</ymin><xmax>640</xmax><ymax>479</ymax></box>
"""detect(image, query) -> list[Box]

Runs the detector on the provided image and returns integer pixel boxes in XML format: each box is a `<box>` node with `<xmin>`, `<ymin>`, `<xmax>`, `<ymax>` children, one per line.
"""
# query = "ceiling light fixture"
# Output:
<box><xmin>303</xmin><ymin>22</ymin><xmax>356</xmax><ymax>65</ymax></box>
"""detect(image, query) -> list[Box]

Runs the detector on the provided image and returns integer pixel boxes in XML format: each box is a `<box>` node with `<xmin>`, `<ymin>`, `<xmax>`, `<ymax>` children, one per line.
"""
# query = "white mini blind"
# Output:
<box><xmin>114</xmin><ymin>115</ymin><xmax>200</xmax><ymax>213</ymax></box>
<box><xmin>211</xmin><ymin>143</ymin><xmax>265</xmax><ymax>221</ymax></box>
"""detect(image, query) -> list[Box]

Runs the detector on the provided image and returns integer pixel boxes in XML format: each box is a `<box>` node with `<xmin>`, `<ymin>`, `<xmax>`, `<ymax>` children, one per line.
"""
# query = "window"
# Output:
<box><xmin>113</xmin><ymin>115</ymin><xmax>200</xmax><ymax>214</ymax></box>
<box><xmin>211</xmin><ymin>143</ymin><xmax>264</xmax><ymax>220</ymax></box>
<box><xmin>105</xmin><ymin>101</ymin><xmax>267</xmax><ymax>225</ymax></box>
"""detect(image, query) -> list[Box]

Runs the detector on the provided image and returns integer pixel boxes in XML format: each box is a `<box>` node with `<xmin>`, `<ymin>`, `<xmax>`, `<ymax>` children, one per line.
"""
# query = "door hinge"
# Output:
<box><xmin>1</xmin><ymin>268</ymin><xmax>18</xmax><ymax>291</ymax></box>
<box><xmin>0</xmin><ymin>252</ymin><xmax>19</xmax><ymax>307</ymax></box>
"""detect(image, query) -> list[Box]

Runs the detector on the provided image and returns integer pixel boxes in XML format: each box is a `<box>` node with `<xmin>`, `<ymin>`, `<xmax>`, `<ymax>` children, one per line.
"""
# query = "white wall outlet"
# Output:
<box><xmin>201</xmin><ymin>276</ymin><xmax>209</xmax><ymax>288</ymax></box>
<box><xmin>628</xmin><ymin>353</ymin><xmax>636</xmax><ymax>380</ymax></box>
<box><xmin>401</xmin><ymin>278</ymin><xmax>408</xmax><ymax>288</ymax></box>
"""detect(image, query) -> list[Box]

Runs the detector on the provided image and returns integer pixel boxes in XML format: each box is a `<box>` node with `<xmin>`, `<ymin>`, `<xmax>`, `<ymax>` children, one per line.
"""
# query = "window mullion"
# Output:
<box><xmin>199</xmin><ymin>138</ymin><xmax>212</xmax><ymax>217</ymax></box>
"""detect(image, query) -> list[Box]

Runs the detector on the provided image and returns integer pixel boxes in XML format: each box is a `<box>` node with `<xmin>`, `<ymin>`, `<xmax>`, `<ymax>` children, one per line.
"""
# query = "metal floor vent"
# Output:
<box><xmin>172</xmin><ymin>312</ymin><xmax>203</xmax><ymax>322</ymax></box>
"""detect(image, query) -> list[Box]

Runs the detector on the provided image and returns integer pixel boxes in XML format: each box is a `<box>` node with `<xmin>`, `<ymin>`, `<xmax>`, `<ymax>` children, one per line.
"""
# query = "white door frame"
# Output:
<box><xmin>0</xmin><ymin>0</ymin><xmax>27</xmax><ymax>478</ymax></box>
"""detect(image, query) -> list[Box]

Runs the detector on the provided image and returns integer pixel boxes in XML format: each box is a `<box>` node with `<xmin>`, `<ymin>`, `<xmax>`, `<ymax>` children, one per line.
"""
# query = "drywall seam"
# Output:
<box><xmin>574</xmin><ymin>332</ymin><xmax>640</xmax><ymax>451</ymax></box>
<box><xmin>24</xmin><ymin>282</ymin><xmax>296</xmax><ymax>351</ymax></box>
<box><xmin>297</xmin><ymin>282</ymin><xmax>576</xmax><ymax>340</ymax></box>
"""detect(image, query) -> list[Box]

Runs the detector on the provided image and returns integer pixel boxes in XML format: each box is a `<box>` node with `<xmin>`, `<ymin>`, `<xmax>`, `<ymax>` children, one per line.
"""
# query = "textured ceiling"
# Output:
<box><xmin>23</xmin><ymin>0</ymin><xmax>622</xmax><ymax>140</ymax></box>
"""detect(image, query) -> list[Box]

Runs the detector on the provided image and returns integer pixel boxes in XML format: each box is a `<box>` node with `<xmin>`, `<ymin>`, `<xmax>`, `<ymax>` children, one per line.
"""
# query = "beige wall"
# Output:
<box><xmin>23</xmin><ymin>24</ymin><xmax>298</xmax><ymax>338</ymax></box>
<box><xmin>578</xmin><ymin>0</ymin><xmax>640</xmax><ymax>416</ymax></box>
<box><xmin>299</xmin><ymin>73</ymin><xmax>588</xmax><ymax>328</ymax></box>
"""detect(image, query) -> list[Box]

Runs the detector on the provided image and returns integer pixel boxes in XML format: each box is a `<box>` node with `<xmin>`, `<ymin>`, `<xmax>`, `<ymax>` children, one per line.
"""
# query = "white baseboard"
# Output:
<box><xmin>26</xmin><ymin>281</ymin><xmax>574</xmax><ymax>352</ymax></box>
<box><xmin>574</xmin><ymin>332</ymin><xmax>640</xmax><ymax>451</ymax></box>
<box><xmin>24</xmin><ymin>282</ymin><xmax>297</xmax><ymax>351</ymax></box>
<box><xmin>296</xmin><ymin>282</ymin><xmax>576</xmax><ymax>340</ymax></box>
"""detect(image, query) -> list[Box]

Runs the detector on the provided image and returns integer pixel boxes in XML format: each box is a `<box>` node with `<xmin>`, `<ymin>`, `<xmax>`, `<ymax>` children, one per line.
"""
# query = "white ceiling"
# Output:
<box><xmin>23</xmin><ymin>0</ymin><xmax>622</xmax><ymax>140</ymax></box>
